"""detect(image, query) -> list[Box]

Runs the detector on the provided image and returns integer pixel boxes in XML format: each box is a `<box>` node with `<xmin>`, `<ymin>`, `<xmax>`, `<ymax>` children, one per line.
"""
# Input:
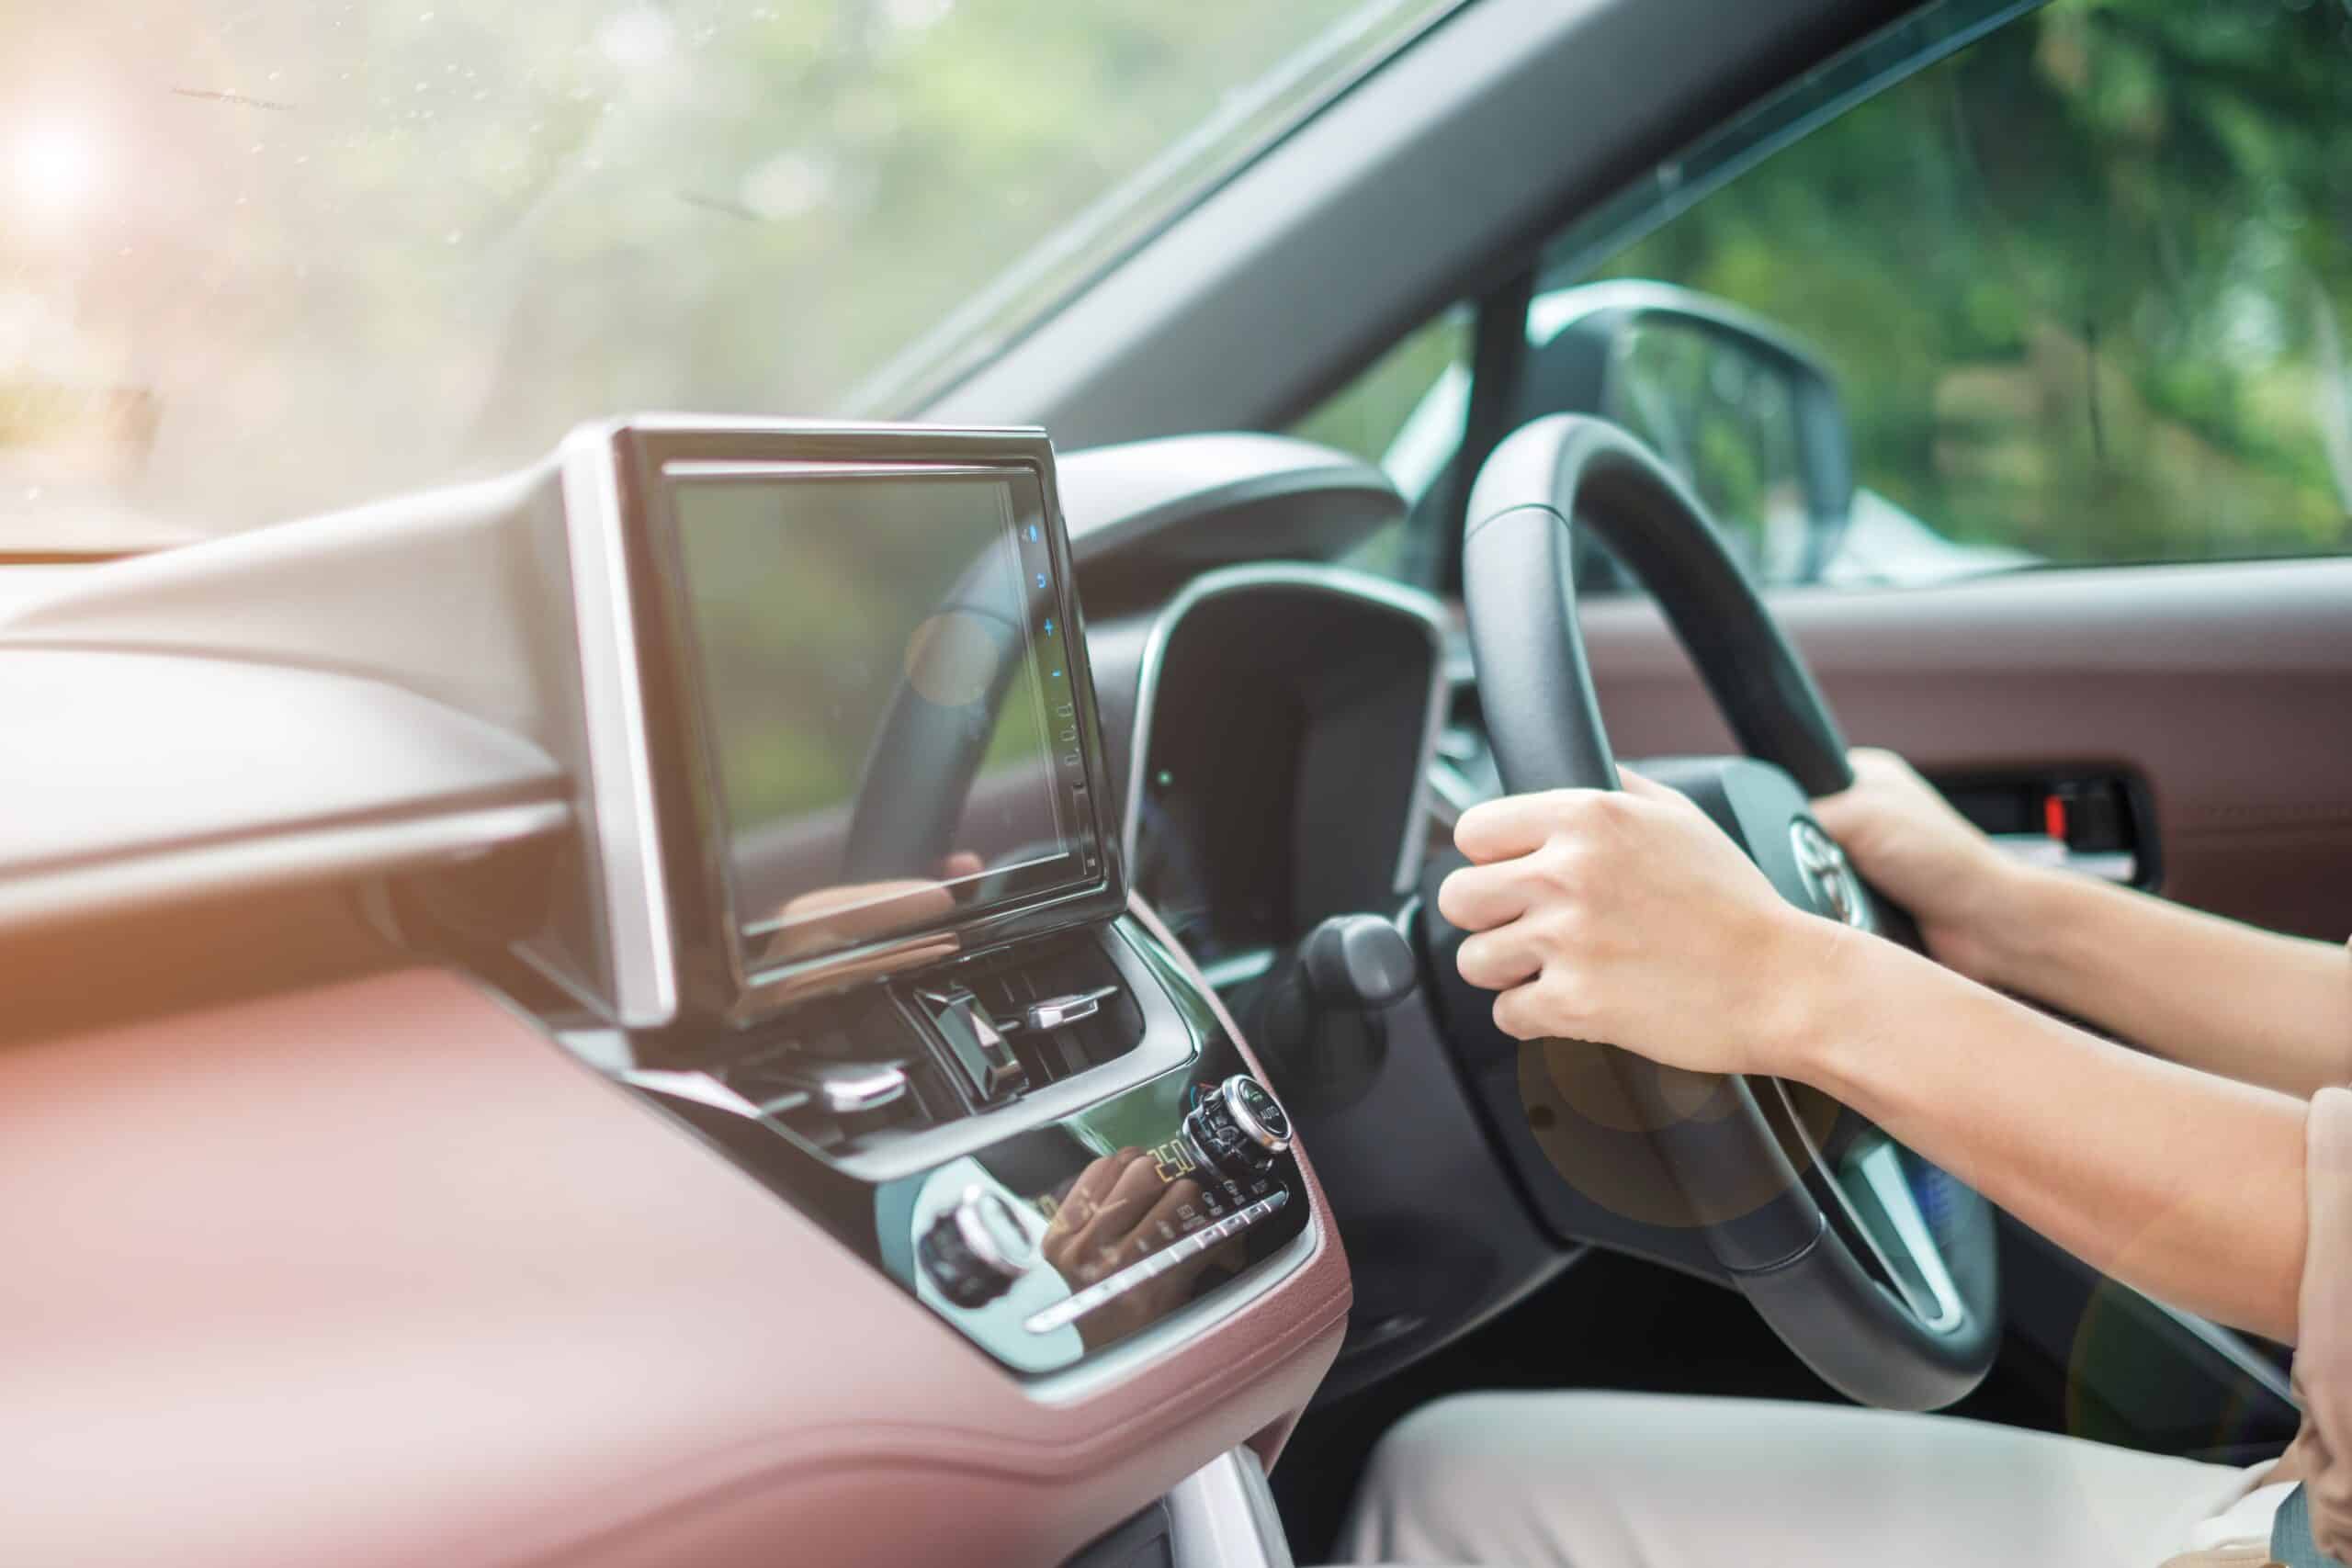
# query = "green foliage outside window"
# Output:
<box><xmin>1299</xmin><ymin>0</ymin><xmax>2352</xmax><ymax>578</ymax></box>
<box><xmin>1590</xmin><ymin>0</ymin><xmax>2352</xmax><ymax>568</ymax></box>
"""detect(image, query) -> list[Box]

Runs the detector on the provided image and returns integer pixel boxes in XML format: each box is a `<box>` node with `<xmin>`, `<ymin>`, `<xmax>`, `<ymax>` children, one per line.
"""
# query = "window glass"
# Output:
<box><xmin>1303</xmin><ymin>0</ymin><xmax>2352</xmax><ymax>587</ymax></box>
<box><xmin>0</xmin><ymin>0</ymin><xmax>1453</xmax><ymax>547</ymax></box>
<box><xmin>1290</xmin><ymin>306</ymin><xmax>1469</xmax><ymax>580</ymax></box>
<box><xmin>1291</xmin><ymin>307</ymin><xmax>1470</xmax><ymax>478</ymax></box>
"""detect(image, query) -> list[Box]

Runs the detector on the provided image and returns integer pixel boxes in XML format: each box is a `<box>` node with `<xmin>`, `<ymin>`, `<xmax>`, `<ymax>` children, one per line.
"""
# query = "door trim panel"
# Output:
<box><xmin>1579</xmin><ymin>558</ymin><xmax>2352</xmax><ymax>941</ymax></box>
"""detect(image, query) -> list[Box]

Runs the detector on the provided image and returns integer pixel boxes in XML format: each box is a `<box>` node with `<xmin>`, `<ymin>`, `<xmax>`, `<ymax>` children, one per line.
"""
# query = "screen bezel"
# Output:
<box><xmin>609</xmin><ymin>421</ymin><xmax>1125</xmax><ymax>1034</ymax></box>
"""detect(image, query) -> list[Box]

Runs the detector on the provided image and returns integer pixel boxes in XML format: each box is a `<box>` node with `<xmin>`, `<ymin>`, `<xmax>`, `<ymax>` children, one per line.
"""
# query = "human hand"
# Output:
<box><xmin>1437</xmin><ymin>770</ymin><xmax>1834</xmax><ymax>1077</ymax></box>
<box><xmin>1811</xmin><ymin>749</ymin><xmax>2017</xmax><ymax>983</ymax></box>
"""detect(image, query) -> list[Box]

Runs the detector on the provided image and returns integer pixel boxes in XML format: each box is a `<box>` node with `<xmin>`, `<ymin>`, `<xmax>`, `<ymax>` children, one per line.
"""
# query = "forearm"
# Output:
<box><xmin>1973</xmin><ymin>863</ymin><xmax>2351</xmax><ymax>1099</ymax></box>
<box><xmin>1792</xmin><ymin>924</ymin><xmax>2311</xmax><ymax>1342</ymax></box>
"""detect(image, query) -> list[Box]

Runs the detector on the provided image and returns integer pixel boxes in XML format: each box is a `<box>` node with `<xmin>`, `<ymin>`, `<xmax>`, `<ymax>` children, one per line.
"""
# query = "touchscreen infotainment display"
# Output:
<box><xmin>670</xmin><ymin>467</ymin><xmax>1096</xmax><ymax>975</ymax></box>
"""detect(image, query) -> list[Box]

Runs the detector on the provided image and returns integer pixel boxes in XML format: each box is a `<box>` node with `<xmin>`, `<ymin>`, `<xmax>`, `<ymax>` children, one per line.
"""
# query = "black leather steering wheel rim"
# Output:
<box><xmin>1460</xmin><ymin>412</ymin><xmax>2000</xmax><ymax>1411</ymax></box>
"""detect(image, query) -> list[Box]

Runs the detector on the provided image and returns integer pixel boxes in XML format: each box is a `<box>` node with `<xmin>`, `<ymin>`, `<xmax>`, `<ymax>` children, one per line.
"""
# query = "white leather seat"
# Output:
<box><xmin>1335</xmin><ymin>1391</ymin><xmax>2258</xmax><ymax>1566</ymax></box>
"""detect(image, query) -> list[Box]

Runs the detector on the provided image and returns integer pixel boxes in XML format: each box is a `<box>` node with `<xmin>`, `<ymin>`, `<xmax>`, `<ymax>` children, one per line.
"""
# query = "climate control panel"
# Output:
<box><xmin>1023</xmin><ymin>1186</ymin><xmax>1290</xmax><ymax>1336</ymax></box>
<box><xmin>908</xmin><ymin>1071</ymin><xmax>1301</xmax><ymax>1362</ymax></box>
<box><xmin>632</xmin><ymin>919</ymin><xmax>1314</xmax><ymax>1379</ymax></box>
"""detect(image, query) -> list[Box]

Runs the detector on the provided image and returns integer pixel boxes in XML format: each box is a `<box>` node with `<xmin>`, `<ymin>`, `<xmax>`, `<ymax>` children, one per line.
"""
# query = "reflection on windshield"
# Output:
<box><xmin>1</xmin><ymin>0</ymin><xmax>1442</xmax><ymax>547</ymax></box>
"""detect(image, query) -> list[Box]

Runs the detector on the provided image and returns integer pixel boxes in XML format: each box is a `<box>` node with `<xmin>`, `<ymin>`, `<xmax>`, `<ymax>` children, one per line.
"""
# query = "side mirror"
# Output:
<box><xmin>1511</xmin><ymin>282</ymin><xmax>1855</xmax><ymax>588</ymax></box>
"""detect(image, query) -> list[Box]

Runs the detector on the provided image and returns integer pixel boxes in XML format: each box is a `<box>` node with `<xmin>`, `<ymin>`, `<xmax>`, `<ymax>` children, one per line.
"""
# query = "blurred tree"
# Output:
<box><xmin>1586</xmin><ymin>0</ymin><xmax>2352</xmax><ymax>568</ymax></box>
<box><xmin>0</xmin><ymin>0</ymin><xmax>1402</xmax><ymax>536</ymax></box>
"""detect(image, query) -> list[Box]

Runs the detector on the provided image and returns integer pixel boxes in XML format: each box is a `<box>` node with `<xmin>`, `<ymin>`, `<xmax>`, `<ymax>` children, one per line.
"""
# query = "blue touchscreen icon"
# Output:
<box><xmin>1035</xmin><ymin>571</ymin><xmax>1049</xmax><ymax>590</ymax></box>
<box><xmin>1024</xmin><ymin>523</ymin><xmax>1040</xmax><ymax>542</ymax></box>
<box><xmin>1043</xmin><ymin>617</ymin><xmax>1056</xmax><ymax>636</ymax></box>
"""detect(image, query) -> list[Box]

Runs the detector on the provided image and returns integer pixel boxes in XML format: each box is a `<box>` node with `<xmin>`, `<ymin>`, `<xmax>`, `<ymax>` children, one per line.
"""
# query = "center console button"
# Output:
<box><xmin>918</xmin><ymin>1186</ymin><xmax>1037</xmax><ymax>1309</ymax></box>
<box><xmin>1181</xmin><ymin>1075</ymin><xmax>1293</xmax><ymax>1181</ymax></box>
<box><xmin>1223</xmin><ymin>1075</ymin><xmax>1291</xmax><ymax>1151</ymax></box>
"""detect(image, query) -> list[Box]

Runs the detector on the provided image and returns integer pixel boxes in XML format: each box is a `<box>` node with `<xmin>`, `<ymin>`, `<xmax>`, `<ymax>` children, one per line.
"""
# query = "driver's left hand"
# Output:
<box><xmin>1438</xmin><ymin>769</ymin><xmax>1839</xmax><ymax>1076</ymax></box>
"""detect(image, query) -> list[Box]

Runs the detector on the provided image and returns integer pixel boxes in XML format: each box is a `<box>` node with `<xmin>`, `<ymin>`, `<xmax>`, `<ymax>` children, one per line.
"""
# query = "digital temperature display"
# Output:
<box><xmin>1029</xmin><ymin>1133</ymin><xmax>1202</xmax><ymax>1229</ymax></box>
<box><xmin>1148</xmin><ymin>1134</ymin><xmax>1199</xmax><ymax>1185</ymax></box>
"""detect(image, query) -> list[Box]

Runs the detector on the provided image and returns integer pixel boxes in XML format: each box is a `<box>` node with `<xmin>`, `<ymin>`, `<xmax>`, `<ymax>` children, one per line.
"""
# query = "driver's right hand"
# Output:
<box><xmin>1811</xmin><ymin>748</ymin><xmax>2018</xmax><ymax>983</ymax></box>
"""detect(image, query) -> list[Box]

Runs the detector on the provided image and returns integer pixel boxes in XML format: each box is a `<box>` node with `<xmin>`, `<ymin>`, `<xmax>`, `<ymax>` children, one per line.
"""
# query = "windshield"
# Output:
<box><xmin>1</xmin><ymin>0</ymin><xmax>1442</xmax><ymax>547</ymax></box>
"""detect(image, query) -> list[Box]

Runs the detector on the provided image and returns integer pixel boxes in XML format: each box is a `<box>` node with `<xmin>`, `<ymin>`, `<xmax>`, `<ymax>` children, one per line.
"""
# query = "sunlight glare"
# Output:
<box><xmin>12</xmin><ymin>120</ymin><xmax>104</xmax><ymax>218</ymax></box>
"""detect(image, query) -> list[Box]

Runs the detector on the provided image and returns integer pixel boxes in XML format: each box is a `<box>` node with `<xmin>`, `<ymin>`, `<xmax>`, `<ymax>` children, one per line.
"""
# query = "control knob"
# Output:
<box><xmin>918</xmin><ymin>1185</ymin><xmax>1037</xmax><ymax>1308</ymax></box>
<box><xmin>1182</xmin><ymin>1074</ymin><xmax>1293</xmax><ymax>1180</ymax></box>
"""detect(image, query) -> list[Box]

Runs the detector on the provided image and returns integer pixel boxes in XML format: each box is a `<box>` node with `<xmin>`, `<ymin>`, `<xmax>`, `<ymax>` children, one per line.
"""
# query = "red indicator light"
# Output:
<box><xmin>2043</xmin><ymin>794</ymin><xmax>2068</xmax><ymax>840</ymax></box>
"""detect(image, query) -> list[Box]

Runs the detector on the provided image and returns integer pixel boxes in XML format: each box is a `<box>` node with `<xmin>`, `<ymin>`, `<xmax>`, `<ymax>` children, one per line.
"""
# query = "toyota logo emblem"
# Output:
<box><xmin>1789</xmin><ymin>819</ymin><xmax>1868</xmax><ymax>929</ymax></box>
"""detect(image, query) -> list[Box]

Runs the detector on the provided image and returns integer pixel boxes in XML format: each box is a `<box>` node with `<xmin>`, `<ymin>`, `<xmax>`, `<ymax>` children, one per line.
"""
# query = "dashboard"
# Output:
<box><xmin>0</xmin><ymin>417</ymin><xmax>1453</xmax><ymax>1567</ymax></box>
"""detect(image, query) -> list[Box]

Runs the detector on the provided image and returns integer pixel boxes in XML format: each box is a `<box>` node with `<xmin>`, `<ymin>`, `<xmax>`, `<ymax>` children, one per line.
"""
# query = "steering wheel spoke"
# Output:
<box><xmin>1838</xmin><ymin>1134</ymin><xmax>1971</xmax><ymax>1335</ymax></box>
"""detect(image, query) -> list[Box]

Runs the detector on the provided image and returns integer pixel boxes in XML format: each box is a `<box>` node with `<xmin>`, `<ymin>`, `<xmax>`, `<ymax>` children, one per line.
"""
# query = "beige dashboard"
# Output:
<box><xmin>0</xmin><ymin>900</ymin><xmax>1347</xmax><ymax>1567</ymax></box>
<box><xmin>0</xmin><ymin>426</ymin><xmax>1403</xmax><ymax>1565</ymax></box>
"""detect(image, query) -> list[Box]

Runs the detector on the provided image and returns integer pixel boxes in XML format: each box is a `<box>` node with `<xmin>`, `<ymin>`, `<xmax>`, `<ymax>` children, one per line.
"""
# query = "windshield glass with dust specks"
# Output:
<box><xmin>0</xmin><ymin>0</ymin><xmax>1455</xmax><ymax>549</ymax></box>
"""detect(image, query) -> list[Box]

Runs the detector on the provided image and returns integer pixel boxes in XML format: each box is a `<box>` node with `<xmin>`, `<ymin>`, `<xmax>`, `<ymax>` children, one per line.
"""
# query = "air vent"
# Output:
<box><xmin>718</xmin><ymin>989</ymin><xmax>957</xmax><ymax>1156</ymax></box>
<box><xmin>951</xmin><ymin>935</ymin><xmax>1143</xmax><ymax>1090</ymax></box>
<box><xmin>711</xmin><ymin>934</ymin><xmax>1146</xmax><ymax>1161</ymax></box>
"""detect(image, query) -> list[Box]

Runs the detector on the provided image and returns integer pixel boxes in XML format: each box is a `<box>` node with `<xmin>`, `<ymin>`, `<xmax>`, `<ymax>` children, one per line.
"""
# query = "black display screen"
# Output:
<box><xmin>669</xmin><ymin>467</ymin><xmax>1091</xmax><ymax>972</ymax></box>
<box><xmin>1131</xmin><ymin>682</ymin><xmax>1300</xmax><ymax>967</ymax></box>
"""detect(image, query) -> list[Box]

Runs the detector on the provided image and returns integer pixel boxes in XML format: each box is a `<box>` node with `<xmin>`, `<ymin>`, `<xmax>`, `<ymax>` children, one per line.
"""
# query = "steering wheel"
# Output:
<box><xmin>1454</xmin><ymin>413</ymin><xmax>2000</xmax><ymax>1411</ymax></box>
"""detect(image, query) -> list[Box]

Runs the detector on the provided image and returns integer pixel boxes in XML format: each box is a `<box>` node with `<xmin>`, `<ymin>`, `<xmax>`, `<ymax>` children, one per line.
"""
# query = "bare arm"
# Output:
<box><xmin>1799</xmin><ymin>924</ymin><xmax>2310</xmax><ymax>1343</ymax></box>
<box><xmin>1440</xmin><ymin>771</ymin><xmax>2315</xmax><ymax>1344</ymax></box>
<box><xmin>1815</xmin><ymin>750</ymin><xmax>2351</xmax><ymax>1100</ymax></box>
<box><xmin>1975</xmin><ymin>864</ymin><xmax>2352</xmax><ymax>1099</ymax></box>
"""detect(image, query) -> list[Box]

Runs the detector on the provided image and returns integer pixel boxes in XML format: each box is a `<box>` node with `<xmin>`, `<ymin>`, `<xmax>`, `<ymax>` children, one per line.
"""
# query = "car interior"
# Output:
<box><xmin>3</xmin><ymin>0</ymin><xmax>2346</xmax><ymax>1563</ymax></box>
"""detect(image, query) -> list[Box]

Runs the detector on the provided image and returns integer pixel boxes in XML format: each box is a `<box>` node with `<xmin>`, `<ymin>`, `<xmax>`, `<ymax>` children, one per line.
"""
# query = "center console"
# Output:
<box><xmin>555</xmin><ymin>417</ymin><xmax>1318</xmax><ymax>1377</ymax></box>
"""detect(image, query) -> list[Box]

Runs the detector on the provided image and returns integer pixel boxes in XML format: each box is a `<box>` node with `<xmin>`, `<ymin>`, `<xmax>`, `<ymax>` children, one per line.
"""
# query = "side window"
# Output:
<box><xmin>1299</xmin><ymin>0</ymin><xmax>2352</xmax><ymax>588</ymax></box>
<box><xmin>1289</xmin><ymin>308</ymin><xmax>1470</xmax><ymax>579</ymax></box>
